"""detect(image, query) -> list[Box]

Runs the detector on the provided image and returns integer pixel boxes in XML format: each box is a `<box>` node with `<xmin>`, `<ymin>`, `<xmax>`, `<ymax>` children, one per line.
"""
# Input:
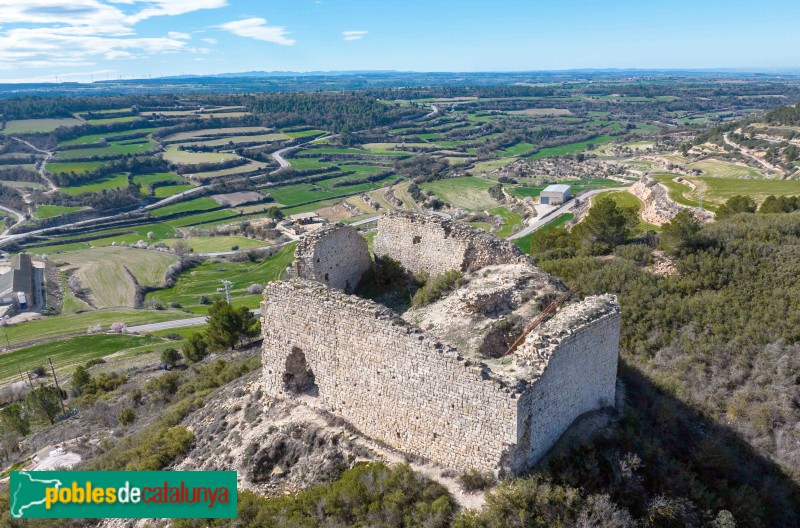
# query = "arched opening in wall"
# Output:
<box><xmin>283</xmin><ymin>347</ymin><xmax>318</xmax><ymax>396</ymax></box>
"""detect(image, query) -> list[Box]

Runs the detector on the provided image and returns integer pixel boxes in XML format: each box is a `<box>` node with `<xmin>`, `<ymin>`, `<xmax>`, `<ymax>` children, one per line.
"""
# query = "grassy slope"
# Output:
<box><xmin>419</xmin><ymin>176</ymin><xmax>498</xmax><ymax>210</ymax></box>
<box><xmin>147</xmin><ymin>243</ymin><xmax>295</xmax><ymax>312</ymax></box>
<box><xmin>57</xmin><ymin>247</ymin><xmax>179</xmax><ymax>308</ymax></box>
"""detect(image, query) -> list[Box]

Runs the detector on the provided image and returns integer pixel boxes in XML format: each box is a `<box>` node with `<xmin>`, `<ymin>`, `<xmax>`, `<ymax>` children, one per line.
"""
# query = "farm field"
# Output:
<box><xmin>419</xmin><ymin>176</ymin><xmax>497</xmax><ymax>210</ymax></box>
<box><xmin>2</xmin><ymin>118</ymin><xmax>82</xmax><ymax>134</ymax></box>
<box><xmin>60</xmin><ymin>128</ymin><xmax>158</xmax><ymax>146</ymax></box>
<box><xmin>146</xmin><ymin>243</ymin><xmax>295</xmax><ymax>312</ymax></box>
<box><xmin>163</xmin><ymin>127</ymin><xmax>271</xmax><ymax>142</ymax></box>
<box><xmin>489</xmin><ymin>207</ymin><xmax>523</xmax><ymax>237</ymax></box>
<box><xmin>46</xmin><ymin>160</ymin><xmax>110</xmax><ymax>175</ymax></box>
<box><xmin>56</xmin><ymin>247</ymin><xmax>179</xmax><ymax>308</ymax></box>
<box><xmin>54</xmin><ymin>140</ymin><xmax>157</xmax><ymax>160</ymax></box>
<box><xmin>0</xmin><ymin>309</ymin><xmax>192</xmax><ymax>348</ymax></box>
<box><xmin>527</xmin><ymin>135</ymin><xmax>616</xmax><ymax>158</ymax></box>
<box><xmin>34</xmin><ymin>205</ymin><xmax>86</xmax><ymax>219</ymax></box>
<box><xmin>154</xmin><ymin>184</ymin><xmax>194</xmax><ymax>197</ymax></box>
<box><xmin>600</xmin><ymin>191</ymin><xmax>660</xmax><ymax>232</ymax></box>
<box><xmin>161</xmin><ymin>236</ymin><xmax>266</xmax><ymax>253</ymax></box>
<box><xmin>60</xmin><ymin>173</ymin><xmax>129</xmax><ymax>194</ymax></box>
<box><xmin>132</xmin><ymin>172</ymin><xmax>186</xmax><ymax>193</ymax></box>
<box><xmin>150</xmin><ymin>197</ymin><xmax>220</xmax><ymax>217</ymax></box>
<box><xmin>0</xmin><ymin>334</ymin><xmax>165</xmax><ymax>387</ymax></box>
<box><xmin>688</xmin><ymin>159</ymin><xmax>762</xmax><ymax>179</ymax></box>
<box><xmin>162</xmin><ymin>148</ymin><xmax>241</xmax><ymax>164</ymax></box>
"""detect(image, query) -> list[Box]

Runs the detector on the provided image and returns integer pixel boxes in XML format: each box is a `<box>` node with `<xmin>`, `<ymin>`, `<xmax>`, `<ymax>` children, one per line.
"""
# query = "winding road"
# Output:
<box><xmin>10</xmin><ymin>137</ymin><xmax>57</xmax><ymax>192</ymax></box>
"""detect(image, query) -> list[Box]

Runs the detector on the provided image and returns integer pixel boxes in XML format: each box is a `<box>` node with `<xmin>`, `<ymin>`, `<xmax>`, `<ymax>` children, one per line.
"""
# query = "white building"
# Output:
<box><xmin>539</xmin><ymin>184</ymin><xmax>572</xmax><ymax>205</ymax></box>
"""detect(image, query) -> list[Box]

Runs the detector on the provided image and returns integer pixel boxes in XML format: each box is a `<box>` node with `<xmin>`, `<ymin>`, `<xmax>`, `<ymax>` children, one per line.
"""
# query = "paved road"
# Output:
<box><xmin>0</xmin><ymin>205</ymin><xmax>25</xmax><ymax>237</ymax></box>
<box><xmin>509</xmin><ymin>187</ymin><xmax>629</xmax><ymax>240</ymax></box>
<box><xmin>126</xmin><ymin>308</ymin><xmax>261</xmax><ymax>333</ymax></box>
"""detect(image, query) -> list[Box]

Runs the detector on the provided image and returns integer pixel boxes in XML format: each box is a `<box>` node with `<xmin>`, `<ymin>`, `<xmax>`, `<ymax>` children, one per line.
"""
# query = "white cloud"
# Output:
<box><xmin>342</xmin><ymin>30</ymin><xmax>367</xmax><ymax>41</ymax></box>
<box><xmin>0</xmin><ymin>0</ymin><xmax>230</xmax><ymax>74</ymax></box>
<box><xmin>201</xmin><ymin>37</ymin><xmax>218</xmax><ymax>45</ymax></box>
<box><xmin>220</xmin><ymin>18</ymin><xmax>295</xmax><ymax>46</ymax></box>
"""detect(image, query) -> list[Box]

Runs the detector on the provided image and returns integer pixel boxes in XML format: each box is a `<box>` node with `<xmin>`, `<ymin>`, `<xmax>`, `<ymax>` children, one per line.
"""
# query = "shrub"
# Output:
<box><xmin>84</xmin><ymin>358</ymin><xmax>106</xmax><ymax>368</ymax></box>
<box><xmin>161</xmin><ymin>348</ymin><xmax>182</xmax><ymax>368</ymax></box>
<box><xmin>198</xmin><ymin>295</ymin><xmax>211</xmax><ymax>305</ymax></box>
<box><xmin>143</xmin><ymin>298</ymin><xmax>164</xmax><ymax>310</ymax></box>
<box><xmin>31</xmin><ymin>365</ymin><xmax>46</xmax><ymax>377</ymax></box>
<box><xmin>182</xmin><ymin>333</ymin><xmax>209</xmax><ymax>363</ymax></box>
<box><xmin>146</xmin><ymin>372</ymin><xmax>184</xmax><ymax>399</ymax></box>
<box><xmin>457</xmin><ymin>468</ymin><xmax>495</xmax><ymax>492</ymax></box>
<box><xmin>109</xmin><ymin>322</ymin><xmax>127</xmax><ymax>334</ymax></box>
<box><xmin>231</xmin><ymin>245</ymin><xmax>239</xmax><ymax>251</ymax></box>
<box><xmin>411</xmin><ymin>269</ymin><xmax>462</xmax><ymax>307</ymax></box>
<box><xmin>118</xmin><ymin>407</ymin><xmax>136</xmax><ymax>426</ymax></box>
<box><xmin>246</xmin><ymin>283</ymin><xmax>264</xmax><ymax>294</ymax></box>
<box><xmin>86</xmin><ymin>324</ymin><xmax>103</xmax><ymax>334</ymax></box>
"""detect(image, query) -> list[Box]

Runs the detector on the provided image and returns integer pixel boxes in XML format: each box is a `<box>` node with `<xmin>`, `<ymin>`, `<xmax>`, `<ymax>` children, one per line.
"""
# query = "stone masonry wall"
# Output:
<box><xmin>512</xmin><ymin>296</ymin><xmax>621</xmax><ymax>473</ymax></box>
<box><xmin>374</xmin><ymin>210</ymin><xmax>529</xmax><ymax>277</ymax></box>
<box><xmin>294</xmin><ymin>224</ymin><xmax>372</xmax><ymax>293</ymax></box>
<box><xmin>261</xmin><ymin>279</ymin><xmax>520</xmax><ymax>473</ymax></box>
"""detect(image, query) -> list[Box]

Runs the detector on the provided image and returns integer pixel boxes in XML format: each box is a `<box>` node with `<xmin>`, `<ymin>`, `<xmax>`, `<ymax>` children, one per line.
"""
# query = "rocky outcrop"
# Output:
<box><xmin>629</xmin><ymin>176</ymin><xmax>714</xmax><ymax>226</ymax></box>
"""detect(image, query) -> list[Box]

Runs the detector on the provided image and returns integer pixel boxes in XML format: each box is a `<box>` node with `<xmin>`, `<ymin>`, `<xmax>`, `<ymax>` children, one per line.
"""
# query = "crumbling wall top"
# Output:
<box><xmin>513</xmin><ymin>294</ymin><xmax>620</xmax><ymax>376</ymax></box>
<box><xmin>294</xmin><ymin>223</ymin><xmax>371</xmax><ymax>293</ymax></box>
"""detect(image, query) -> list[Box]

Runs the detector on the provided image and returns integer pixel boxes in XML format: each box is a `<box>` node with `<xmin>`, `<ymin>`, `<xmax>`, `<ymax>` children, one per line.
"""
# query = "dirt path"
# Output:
<box><xmin>10</xmin><ymin>136</ymin><xmax>58</xmax><ymax>191</ymax></box>
<box><xmin>722</xmin><ymin>132</ymin><xmax>783</xmax><ymax>178</ymax></box>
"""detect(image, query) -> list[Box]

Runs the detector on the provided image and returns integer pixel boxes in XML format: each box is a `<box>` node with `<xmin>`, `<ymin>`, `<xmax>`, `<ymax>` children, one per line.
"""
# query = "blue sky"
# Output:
<box><xmin>1</xmin><ymin>0</ymin><xmax>799</xmax><ymax>83</ymax></box>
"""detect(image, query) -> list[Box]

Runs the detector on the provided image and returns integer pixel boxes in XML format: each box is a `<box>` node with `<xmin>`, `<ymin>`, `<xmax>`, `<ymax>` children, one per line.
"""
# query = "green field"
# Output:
<box><xmin>57</xmin><ymin>247</ymin><xmax>180</xmax><ymax>308</ymax></box>
<box><xmin>150</xmin><ymin>197</ymin><xmax>220</xmax><ymax>217</ymax></box>
<box><xmin>688</xmin><ymin>159</ymin><xmax>763</xmax><ymax>179</ymax></box>
<box><xmin>2</xmin><ymin>118</ymin><xmax>83</xmax><ymax>134</ymax></box>
<box><xmin>419</xmin><ymin>176</ymin><xmax>498</xmax><ymax>209</ymax></box>
<box><xmin>132</xmin><ymin>172</ymin><xmax>185</xmax><ymax>193</ymax></box>
<box><xmin>0</xmin><ymin>309</ymin><xmax>192</xmax><ymax>348</ymax></box>
<box><xmin>161</xmin><ymin>236</ymin><xmax>266</xmax><ymax>253</ymax></box>
<box><xmin>511</xmin><ymin>213</ymin><xmax>574</xmax><ymax>254</ymax></box>
<box><xmin>165</xmin><ymin>210</ymin><xmax>238</xmax><ymax>228</ymax></box>
<box><xmin>27</xmin><ymin>222</ymin><xmax>178</xmax><ymax>254</ymax></box>
<box><xmin>0</xmin><ymin>334</ymin><xmax>164</xmax><ymax>387</ymax></box>
<box><xmin>489</xmin><ymin>207</ymin><xmax>523</xmax><ymax>237</ymax></box>
<box><xmin>54</xmin><ymin>140</ymin><xmax>157</xmax><ymax>160</ymax></box>
<box><xmin>60</xmin><ymin>173</ymin><xmax>129</xmax><ymax>194</ymax></box>
<box><xmin>46</xmin><ymin>161</ymin><xmax>110</xmax><ymax>175</ymax></box>
<box><xmin>283</xmin><ymin>129</ymin><xmax>327</xmax><ymax>139</ymax></box>
<box><xmin>34</xmin><ymin>205</ymin><xmax>86</xmax><ymax>219</ymax></box>
<box><xmin>269</xmin><ymin>173</ymin><xmax>395</xmax><ymax>206</ymax></box>
<box><xmin>601</xmin><ymin>191</ymin><xmax>660</xmax><ymax>232</ymax></box>
<box><xmin>86</xmin><ymin>116</ymin><xmax>140</xmax><ymax>125</ymax></box>
<box><xmin>154</xmin><ymin>184</ymin><xmax>194</xmax><ymax>198</ymax></box>
<box><xmin>60</xmin><ymin>128</ymin><xmax>157</xmax><ymax>146</ymax></box>
<box><xmin>147</xmin><ymin>243</ymin><xmax>295</xmax><ymax>312</ymax></box>
<box><xmin>527</xmin><ymin>135</ymin><xmax>616</xmax><ymax>159</ymax></box>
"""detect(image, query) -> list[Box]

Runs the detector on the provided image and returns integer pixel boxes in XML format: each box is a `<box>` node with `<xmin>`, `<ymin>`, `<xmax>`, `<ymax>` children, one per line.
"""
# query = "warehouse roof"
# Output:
<box><xmin>542</xmin><ymin>184</ymin><xmax>571</xmax><ymax>194</ymax></box>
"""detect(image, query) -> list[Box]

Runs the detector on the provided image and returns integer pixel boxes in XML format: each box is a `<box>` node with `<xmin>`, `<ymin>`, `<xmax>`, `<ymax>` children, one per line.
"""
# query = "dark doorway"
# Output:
<box><xmin>283</xmin><ymin>347</ymin><xmax>317</xmax><ymax>395</ymax></box>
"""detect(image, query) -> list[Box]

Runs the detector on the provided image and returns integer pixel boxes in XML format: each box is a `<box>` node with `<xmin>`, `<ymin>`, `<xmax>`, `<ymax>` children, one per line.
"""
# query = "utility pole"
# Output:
<box><xmin>47</xmin><ymin>357</ymin><xmax>67</xmax><ymax>417</ymax></box>
<box><xmin>220</xmin><ymin>279</ymin><xmax>233</xmax><ymax>304</ymax></box>
<box><xmin>18</xmin><ymin>365</ymin><xmax>32</xmax><ymax>389</ymax></box>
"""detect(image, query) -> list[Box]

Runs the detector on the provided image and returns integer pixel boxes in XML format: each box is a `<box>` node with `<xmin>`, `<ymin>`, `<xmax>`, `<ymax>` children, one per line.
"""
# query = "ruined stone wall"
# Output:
<box><xmin>512</xmin><ymin>296</ymin><xmax>621</xmax><ymax>472</ymax></box>
<box><xmin>294</xmin><ymin>224</ymin><xmax>372</xmax><ymax>293</ymax></box>
<box><xmin>374</xmin><ymin>210</ymin><xmax>529</xmax><ymax>277</ymax></box>
<box><xmin>261</xmin><ymin>279</ymin><xmax>520</xmax><ymax>473</ymax></box>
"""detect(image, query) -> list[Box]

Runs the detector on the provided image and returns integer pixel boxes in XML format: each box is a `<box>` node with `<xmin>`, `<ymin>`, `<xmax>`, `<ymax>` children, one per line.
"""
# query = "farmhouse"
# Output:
<box><xmin>0</xmin><ymin>253</ymin><xmax>34</xmax><ymax>309</ymax></box>
<box><xmin>539</xmin><ymin>184</ymin><xmax>571</xmax><ymax>205</ymax></box>
<box><xmin>261</xmin><ymin>210</ymin><xmax>620</xmax><ymax>476</ymax></box>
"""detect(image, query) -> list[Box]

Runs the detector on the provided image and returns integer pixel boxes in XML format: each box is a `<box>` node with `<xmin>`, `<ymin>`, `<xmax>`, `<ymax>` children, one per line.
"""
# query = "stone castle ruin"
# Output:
<box><xmin>261</xmin><ymin>210</ymin><xmax>620</xmax><ymax>475</ymax></box>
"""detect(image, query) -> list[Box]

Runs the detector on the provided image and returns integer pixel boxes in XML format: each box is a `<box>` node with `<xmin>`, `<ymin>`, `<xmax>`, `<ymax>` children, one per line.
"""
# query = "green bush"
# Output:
<box><xmin>118</xmin><ymin>407</ymin><xmax>136</xmax><ymax>426</ymax></box>
<box><xmin>145</xmin><ymin>371</ymin><xmax>184</xmax><ymax>399</ymax></box>
<box><xmin>411</xmin><ymin>270</ymin><xmax>462</xmax><ymax>307</ymax></box>
<box><xmin>171</xmin><ymin>463</ymin><xmax>453</xmax><ymax>528</ymax></box>
<box><xmin>457</xmin><ymin>468</ymin><xmax>495</xmax><ymax>492</ymax></box>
